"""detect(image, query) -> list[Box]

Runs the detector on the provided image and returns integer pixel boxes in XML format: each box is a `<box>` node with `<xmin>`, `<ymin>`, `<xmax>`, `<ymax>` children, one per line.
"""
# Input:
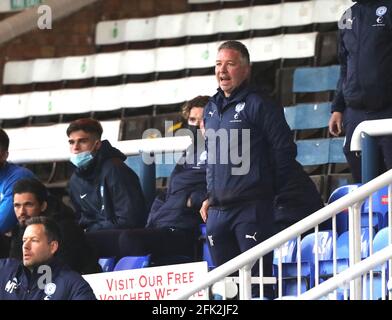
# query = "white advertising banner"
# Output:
<box><xmin>83</xmin><ymin>261</ymin><xmax>208</xmax><ymax>300</ymax></box>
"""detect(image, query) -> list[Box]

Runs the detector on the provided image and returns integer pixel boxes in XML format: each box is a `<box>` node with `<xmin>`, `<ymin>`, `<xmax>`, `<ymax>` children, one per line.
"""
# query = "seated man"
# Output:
<box><xmin>66</xmin><ymin>118</ymin><xmax>147</xmax><ymax>257</ymax></box>
<box><xmin>0</xmin><ymin>129</ymin><xmax>35</xmax><ymax>257</ymax></box>
<box><xmin>119</xmin><ymin>96</ymin><xmax>209</xmax><ymax>264</ymax></box>
<box><xmin>0</xmin><ymin>216</ymin><xmax>96</xmax><ymax>300</ymax></box>
<box><xmin>9</xmin><ymin>178</ymin><xmax>101</xmax><ymax>274</ymax></box>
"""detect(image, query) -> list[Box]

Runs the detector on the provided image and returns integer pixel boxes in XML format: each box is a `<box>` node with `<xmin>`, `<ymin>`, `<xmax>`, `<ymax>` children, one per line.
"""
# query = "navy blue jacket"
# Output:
<box><xmin>146</xmin><ymin>146</ymin><xmax>206</xmax><ymax>232</ymax></box>
<box><xmin>69</xmin><ymin>140</ymin><xmax>147</xmax><ymax>232</ymax></box>
<box><xmin>204</xmin><ymin>83</ymin><xmax>297</xmax><ymax>207</ymax></box>
<box><xmin>0</xmin><ymin>162</ymin><xmax>35</xmax><ymax>233</ymax></box>
<box><xmin>273</xmin><ymin>161</ymin><xmax>324</xmax><ymax>232</ymax></box>
<box><xmin>0</xmin><ymin>258</ymin><xmax>96</xmax><ymax>300</ymax></box>
<box><xmin>332</xmin><ymin>0</ymin><xmax>392</xmax><ymax>112</ymax></box>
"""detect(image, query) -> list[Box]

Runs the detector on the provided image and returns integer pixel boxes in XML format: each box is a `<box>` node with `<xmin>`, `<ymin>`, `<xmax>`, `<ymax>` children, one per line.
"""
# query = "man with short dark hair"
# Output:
<box><xmin>66</xmin><ymin>118</ymin><xmax>147</xmax><ymax>257</ymax></box>
<box><xmin>200</xmin><ymin>40</ymin><xmax>315</xmax><ymax>298</ymax></box>
<box><xmin>9</xmin><ymin>178</ymin><xmax>101</xmax><ymax>274</ymax></box>
<box><xmin>0</xmin><ymin>129</ymin><xmax>35</xmax><ymax>257</ymax></box>
<box><xmin>0</xmin><ymin>216</ymin><xmax>96</xmax><ymax>300</ymax></box>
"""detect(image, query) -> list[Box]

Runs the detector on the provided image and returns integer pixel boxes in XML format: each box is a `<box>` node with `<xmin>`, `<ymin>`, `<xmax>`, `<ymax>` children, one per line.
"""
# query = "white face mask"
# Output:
<box><xmin>70</xmin><ymin>150</ymin><xmax>94</xmax><ymax>168</ymax></box>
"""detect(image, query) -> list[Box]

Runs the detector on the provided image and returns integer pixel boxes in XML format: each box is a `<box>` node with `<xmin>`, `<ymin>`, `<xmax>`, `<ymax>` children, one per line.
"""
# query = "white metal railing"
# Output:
<box><xmin>171</xmin><ymin>169</ymin><xmax>392</xmax><ymax>300</ymax></box>
<box><xmin>298</xmin><ymin>244</ymin><xmax>392</xmax><ymax>300</ymax></box>
<box><xmin>351</xmin><ymin>119</ymin><xmax>392</xmax><ymax>152</ymax></box>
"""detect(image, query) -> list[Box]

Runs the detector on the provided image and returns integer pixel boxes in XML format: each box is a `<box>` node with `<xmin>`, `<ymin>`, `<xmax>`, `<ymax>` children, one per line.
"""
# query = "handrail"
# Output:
<box><xmin>171</xmin><ymin>169</ymin><xmax>392</xmax><ymax>300</ymax></box>
<box><xmin>350</xmin><ymin>119</ymin><xmax>392</xmax><ymax>152</ymax></box>
<box><xmin>298</xmin><ymin>244</ymin><xmax>392</xmax><ymax>300</ymax></box>
<box><xmin>8</xmin><ymin>135</ymin><xmax>192</xmax><ymax>164</ymax></box>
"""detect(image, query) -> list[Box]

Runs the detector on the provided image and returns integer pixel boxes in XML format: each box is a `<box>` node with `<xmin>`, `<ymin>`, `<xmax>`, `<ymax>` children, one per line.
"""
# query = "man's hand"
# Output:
<box><xmin>329</xmin><ymin>111</ymin><xmax>343</xmax><ymax>137</ymax></box>
<box><xmin>200</xmin><ymin>199</ymin><xmax>209</xmax><ymax>222</ymax></box>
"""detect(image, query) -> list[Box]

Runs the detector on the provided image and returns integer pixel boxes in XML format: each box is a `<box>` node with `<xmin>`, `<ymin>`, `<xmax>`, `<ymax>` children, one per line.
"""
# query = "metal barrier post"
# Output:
<box><xmin>361</xmin><ymin>133</ymin><xmax>379</xmax><ymax>183</ymax></box>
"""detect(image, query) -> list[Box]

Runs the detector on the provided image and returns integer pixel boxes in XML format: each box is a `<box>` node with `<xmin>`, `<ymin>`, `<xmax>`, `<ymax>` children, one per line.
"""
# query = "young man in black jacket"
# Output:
<box><xmin>67</xmin><ymin>118</ymin><xmax>147</xmax><ymax>258</ymax></box>
<box><xmin>10</xmin><ymin>178</ymin><xmax>101</xmax><ymax>274</ymax></box>
<box><xmin>0</xmin><ymin>216</ymin><xmax>96</xmax><ymax>300</ymax></box>
<box><xmin>329</xmin><ymin>0</ymin><xmax>392</xmax><ymax>182</ymax></box>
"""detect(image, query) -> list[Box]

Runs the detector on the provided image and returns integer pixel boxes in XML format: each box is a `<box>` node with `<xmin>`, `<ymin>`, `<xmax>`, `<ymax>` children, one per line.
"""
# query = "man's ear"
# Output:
<box><xmin>0</xmin><ymin>150</ymin><xmax>9</xmax><ymax>162</ymax></box>
<box><xmin>49</xmin><ymin>240</ymin><xmax>59</xmax><ymax>256</ymax></box>
<box><xmin>95</xmin><ymin>140</ymin><xmax>102</xmax><ymax>150</ymax></box>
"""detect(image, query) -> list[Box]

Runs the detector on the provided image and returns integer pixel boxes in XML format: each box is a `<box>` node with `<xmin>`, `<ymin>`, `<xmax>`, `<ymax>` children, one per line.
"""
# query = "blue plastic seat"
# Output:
<box><xmin>296</xmin><ymin>138</ymin><xmax>330</xmax><ymax>167</ymax></box>
<box><xmin>293</xmin><ymin>65</ymin><xmax>340</xmax><ymax>93</ymax></box>
<box><xmin>98</xmin><ymin>257</ymin><xmax>115</xmax><ymax>272</ymax></box>
<box><xmin>114</xmin><ymin>255</ymin><xmax>151</xmax><ymax>271</ymax></box>
<box><xmin>327</xmin><ymin>184</ymin><xmax>362</xmax><ymax>235</ymax></box>
<box><xmin>366</xmin><ymin>227</ymin><xmax>390</xmax><ymax>299</ymax></box>
<box><xmin>284</xmin><ymin>102</ymin><xmax>331</xmax><ymax>131</ymax></box>
<box><xmin>363</xmin><ymin>186</ymin><xmax>389</xmax><ymax>229</ymax></box>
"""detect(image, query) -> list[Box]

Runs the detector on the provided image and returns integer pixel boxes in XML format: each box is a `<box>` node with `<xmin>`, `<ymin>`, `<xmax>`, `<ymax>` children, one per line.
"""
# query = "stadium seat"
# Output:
<box><xmin>301</xmin><ymin>230</ymin><xmax>334</xmax><ymax>287</ymax></box>
<box><xmin>185</xmin><ymin>11</ymin><xmax>217</xmax><ymax>42</ymax></box>
<box><xmin>281</xmin><ymin>32</ymin><xmax>317</xmax><ymax>66</ymax></box>
<box><xmin>292</xmin><ymin>65</ymin><xmax>340</xmax><ymax>104</ymax></box>
<box><xmin>3</xmin><ymin>60</ymin><xmax>34</xmax><ymax>85</ymax></box>
<box><xmin>249</xmin><ymin>4</ymin><xmax>281</xmax><ymax>31</ymax></box>
<box><xmin>185</xmin><ymin>42</ymin><xmax>217</xmax><ymax>71</ymax></box>
<box><xmin>155</xmin><ymin>13</ymin><xmax>186</xmax><ymax>41</ymax></box>
<box><xmin>327</xmin><ymin>184</ymin><xmax>361</xmax><ymax>235</ymax></box>
<box><xmin>367</xmin><ymin>227</ymin><xmax>390</xmax><ymax>299</ymax></box>
<box><xmin>113</xmin><ymin>255</ymin><xmax>151</xmax><ymax>271</ymax></box>
<box><xmin>295</xmin><ymin>138</ymin><xmax>330</xmax><ymax>174</ymax></box>
<box><xmin>125</xmin><ymin>17</ymin><xmax>157</xmax><ymax>43</ymax></box>
<box><xmin>214</xmin><ymin>7</ymin><xmax>250</xmax><ymax>36</ymax></box>
<box><xmin>314</xmin><ymin>31</ymin><xmax>338</xmax><ymax>66</ymax></box>
<box><xmin>283</xmin><ymin>102</ymin><xmax>331</xmax><ymax>139</ymax></box>
<box><xmin>98</xmin><ymin>257</ymin><xmax>116</xmax><ymax>272</ymax></box>
<box><xmin>282</xmin><ymin>1</ymin><xmax>313</xmax><ymax>27</ymax></box>
<box><xmin>95</xmin><ymin>19</ymin><xmax>127</xmax><ymax>46</ymax></box>
<box><xmin>363</xmin><ymin>186</ymin><xmax>390</xmax><ymax>229</ymax></box>
<box><xmin>249</xmin><ymin>35</ymin><xmax>282</xmax><ymax>63</ymax></box>
<box><xmin>62</xmin><ymin>55</ymin><xmax>95</xmax><ymax>81</ymax></box>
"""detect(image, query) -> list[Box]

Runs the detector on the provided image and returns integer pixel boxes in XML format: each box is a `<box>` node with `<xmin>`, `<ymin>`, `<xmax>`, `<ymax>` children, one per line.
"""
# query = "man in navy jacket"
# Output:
<box><xmin>0</xmin><ymin>129</ymin><xmax>35</xmax><ymax>257</ymax></box>
<box><xmin>329</xmin><ymin>0</ymin><xmax>392</xmax><ymax>182</ymax></box>
<box><xmin>67</xmin><ymin>118</ymin><xmax>147</xmax><ymax>258</ymax></box>
<box><xmin>200</xmin><ymin>41</ymin><xmax>302</xmax><ymax>297</ymax></box>
<box><xmin>0</xmin><ymin>216</ymin><xmax>96</xmax><ymax>300</ymax></box>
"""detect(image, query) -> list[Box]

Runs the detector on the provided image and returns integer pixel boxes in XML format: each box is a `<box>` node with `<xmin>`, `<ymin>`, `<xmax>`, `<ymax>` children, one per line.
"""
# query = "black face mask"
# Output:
<box><xmin>185</xmin><ymin>124</ymin><xmax>205</xmax><ymax>163</ymax></box>
<box><xmin>187</xmin><ymin>124</ymin><xmax>200</xmax><ymax>139</ymax></box>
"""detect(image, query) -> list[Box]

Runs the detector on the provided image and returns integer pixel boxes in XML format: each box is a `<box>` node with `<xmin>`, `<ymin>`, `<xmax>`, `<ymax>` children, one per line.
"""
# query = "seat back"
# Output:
<box><xmin>363</xmin><ymin>186</ymin><xmax>389</xmax><ymax>229</ymax></box>
<box><xmin>293</xmin><ymin>65</ymin><xmax>340</xmax><ymax>93</ymax></box>
<box><xmin>336</xmin><ymin>228</ymin><xmax>372</xmax><ymax>259</ymax></box>
<box><xmin>296</xmin><ymin>138</ymin><xmax>330</xmax><ymax>167</ymax></box>
<box><xmin>114</xmin><ymin>255</ymin><xmax>151</xmax><ymax>271</ymax></box>
<box><xmin>373</xmin><ymin>227</ymin><xmax>389</xmax><ymax>253</ymax></box>
<box><xmin>301</xmin><ymin>231</ymin><xmax>333</xmax><ymax>262</ymax></box>
<box><xmin>328</xmin><ymin>184</ymin><xmax>362</xmax><ymax>235</ymax></box>
<box><xmin>98</xmin><ymin>257</ymin><xmax>116</xmax><ymax>272</ymax></box>
<box><xmin>273</xmin><ymin>239</ymin><xmax>298</xmax><ymax>264</ymax></box>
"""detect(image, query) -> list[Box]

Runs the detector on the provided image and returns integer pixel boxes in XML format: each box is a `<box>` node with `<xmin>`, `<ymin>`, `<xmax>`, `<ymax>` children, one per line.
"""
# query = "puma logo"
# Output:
<box><xmin>245</xmin><ymin>232</ymin><xmax>257</xmax><ymax>242</ymax></box>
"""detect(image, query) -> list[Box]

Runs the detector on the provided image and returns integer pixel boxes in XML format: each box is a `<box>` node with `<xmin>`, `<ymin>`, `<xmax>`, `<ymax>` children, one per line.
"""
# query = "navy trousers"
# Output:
<box><xmin>206</xmin><ymin>199</ymin><xmax>275</xmax><ymax>298</ymax></box>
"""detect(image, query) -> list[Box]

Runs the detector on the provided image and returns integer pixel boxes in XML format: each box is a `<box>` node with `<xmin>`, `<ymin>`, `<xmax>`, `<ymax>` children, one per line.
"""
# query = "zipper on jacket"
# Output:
<box><xmin>356</xmin><ymin>6</ymin><xmax>362</xmax><ymax>95</ymax></box>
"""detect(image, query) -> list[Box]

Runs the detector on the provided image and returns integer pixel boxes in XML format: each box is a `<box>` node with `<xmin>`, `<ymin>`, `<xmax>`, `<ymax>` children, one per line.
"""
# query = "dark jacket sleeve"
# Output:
<box><xmin>261</xmin><ymin>100</ymin><xmax>298</xmax><ymax>192</ymax></box>
<box><xmin>189</xmin><ymin>188</ymin><xmax>208</xmax><ymax>210</ymax></box>
<box><xmin>331</xmin><ymin>27</ymin><xmax>347</xmax><ymax>113</ymax></box>
<box><xmin>68</xmin><ymin>276</ymin><xmax>97</xmax><ymax>300</ymax></box>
